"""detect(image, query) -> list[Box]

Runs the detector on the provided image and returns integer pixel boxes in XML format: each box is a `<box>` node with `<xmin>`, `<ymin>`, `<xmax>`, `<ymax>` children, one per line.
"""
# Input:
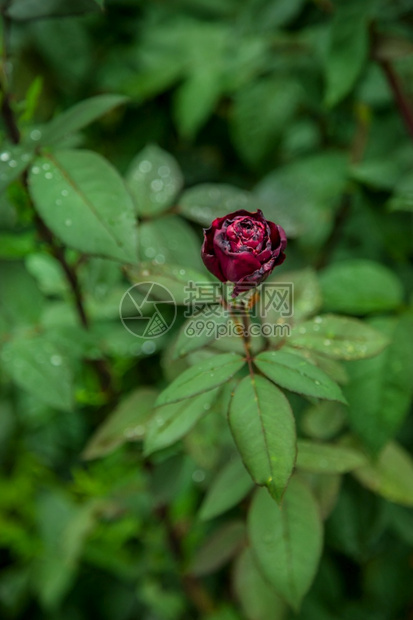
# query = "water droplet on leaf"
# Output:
<box><xmin>192</xmin><ymin>469</ymin><xmax>205</xmax><ymax>483</ymax></box>
<box><xmin>150</xmin><ymin>179</ymin><xmax>164</xmax><ymax>192</ymax></box>
<box><xmin>138</xmin><ymin>160</ymin><xmax>152</xmax><ymax>173</ymax></box>
<box><xmin>30</xmin><ymin>129</ymin><xmax>42</xmax><ymax>141</ymax></box>
<box><xmin>142</xmin><ymin>341</ymin><xmax>156</xmax><ymax>355</ymax></box>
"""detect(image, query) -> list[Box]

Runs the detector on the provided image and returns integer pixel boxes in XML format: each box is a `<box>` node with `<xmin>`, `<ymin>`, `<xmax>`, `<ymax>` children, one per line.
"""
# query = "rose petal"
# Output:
<box><xmin>277</xmin><ymin>225</ymin><xmax>287</xmax><ymax>252</ymax></box>
<box><xmin>232</xmin><ymin>267</ymin><xmax>266</xmax><ymax>296</ymax></box>
<box><xmin>208</xmin><ymin>216</ymin><xmax>226</xmax><ymax>231</ymax></box>
<box><xmin>273</xmin><ymin>251</ymin><xmax>286</xmax><ymax>266</ymax></box>
<box><xmin>201</xmin><ymin>229</ymin><xmax>226</xmax><ymax>281</ymax></box>
<box><xmin>214</xmin><ymin>229</ymin><xmax>233</xmax><ymax>254</ymax></box>
<box><xmin>256</xmin><ymin>248</ymin><xmax>272</xmax><ymax>262</ymax></box>
<box><xmin>268</xmin><ymin>222</ymin><xmax>287</xmax><ymax>252</ymax></box>
<box><xmin>214</xmin><ymin>245</ymin><xmax>261</xmax><ymax>282</ymax></box>
<box><xmin>267</xmin><ymin>221</ymin><xmax>280</xmax><ymax>245</ymax></box>
<box><xmin>201</xmin><ymin>209</ymin><xmax>287</xmax><ymax>292</ymax></box>
<box><xmin>201</xmin><ymin>251</ymin><xmax>227</xmax><ymax>282</ymax></box>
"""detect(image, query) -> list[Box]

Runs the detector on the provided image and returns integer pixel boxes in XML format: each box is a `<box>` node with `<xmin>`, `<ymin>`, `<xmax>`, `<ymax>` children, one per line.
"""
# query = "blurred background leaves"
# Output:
<box><xmin>1</xmin><ymin>0</ymin><xmax>413</xmax><ymax>619</ymax></box>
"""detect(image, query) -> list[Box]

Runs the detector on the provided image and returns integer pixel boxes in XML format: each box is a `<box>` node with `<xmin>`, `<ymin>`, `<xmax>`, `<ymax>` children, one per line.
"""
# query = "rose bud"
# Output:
<box><xmin>201</xmin><ymin>209</ymin><xmax>287</xmax><ymax>297</ymax></box>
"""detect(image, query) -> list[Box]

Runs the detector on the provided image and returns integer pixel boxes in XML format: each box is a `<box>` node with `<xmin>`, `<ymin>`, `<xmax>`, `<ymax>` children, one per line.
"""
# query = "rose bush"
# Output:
<box><xmin>1</xmin><ymin>0</ymin><xmax>413</xmax><ymax>619</ymax></box>
<box><xmin>201</xmin><ymin>209</ymin><xmax>287</xmax><ymax>296</ymax></box>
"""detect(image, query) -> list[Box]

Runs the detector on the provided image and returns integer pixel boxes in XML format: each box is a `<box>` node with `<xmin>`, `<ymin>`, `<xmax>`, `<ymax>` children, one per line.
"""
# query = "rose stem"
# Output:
<box><xmin>378</xmin><ymin>58</ymin><xmax>413</xmax><ymax>141</ymax></box>
<box><xmin>220</xmin><ymin>290</ymin><xmax>255</xmax><ymax>379</ymax></box>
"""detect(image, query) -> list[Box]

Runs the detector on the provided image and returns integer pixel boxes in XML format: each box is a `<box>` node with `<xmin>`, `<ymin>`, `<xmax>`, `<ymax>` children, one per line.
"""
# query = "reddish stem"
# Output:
<box><xmin>380</xmin><ymin>59</ymin><xmax>413</xmax><ymax>141</ymax></box>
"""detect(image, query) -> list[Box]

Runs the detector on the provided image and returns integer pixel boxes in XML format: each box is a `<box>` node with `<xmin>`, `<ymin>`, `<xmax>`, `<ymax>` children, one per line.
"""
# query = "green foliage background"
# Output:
<box><xmin>0</xmin><ymin>0</ymin><xmax>413</xmax><ymax>619</ymax></box>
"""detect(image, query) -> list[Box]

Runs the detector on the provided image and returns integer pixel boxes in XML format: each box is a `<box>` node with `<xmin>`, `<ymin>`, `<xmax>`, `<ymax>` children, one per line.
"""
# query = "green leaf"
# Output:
<box><xmin>248</xmin><ymin>479</ymin><xmax>323</xmax><ymax>610</ymax></box>
<box><xmin>289</xmin><ymin>314</ymin><xmax>389</xmax><ymax>360</ymax></box>
<box><xmin>126</xmin><ymin>262</ymin><xmax>212</xmax><ymax>305</ymax></box>
<box><xmin>0</xmin><ymin>262</ymin><xmax>44</xmax><ymax>331</ymax></box>
<box><xmin>82</xmin><ymin>388</ymin><xmax>158</xmax><ymax>460</ymax></box>
<box><xmin>178</xmin><ymin>183</ymin><xmax>264</xmax><ymax>227</ymax></box>
<box><xmin>326</xmin><ymin>480</ymin><xmax>387</xmax><ymax>560</ymax></box>
<box><xmin>6</xmin><ymin>0</ymin><xmax>101</xmax><ymax>20</ymax></box>
<box><xmin>319</xmin><ymin>259</ymin><xmax>403</xmax><ymax>314</ymax></box>
<box><xmin>301</xmin><ymin>401</ymin><xmax>346</xmax><ymax>440</ymax></box>
<box><xmin>28</xmin><ymin>150</ymin><xmax>137</xmax><ymax>263</ymax></box>
<box><xmin>199</xmin><ymin>456</ymin><xmax>254</xmax><ymax>521</ymax></box>
<box><xmin>254</xmin><ymin>350</ymin><xmax>346</xmax><ymax>403</ymax></box>
<box><xmin>233</xmin><ymin>549</ymin><xmax>287</xmax><ymax>620</ymax></box>
<box><xmin>231</xmin><ymin>77</ymin><xmax>300</xmax><ymax>166</ymax></box>
<box><xmin>1</xmin><ymin>333</ymin><xmax>74</xmax><ymax>411</ymax></box>
<box><xmin>144</xmin><ymin>388</ymin><xmax>220</xmax><ymax>454</ymax></box>
<box><xmin>173</xmin><ymin>311</ymin><xmax>265</xmax><ymax>359</ymax></box>
<box><xmin>269</xmin><ymin>268</ymin><xmax>322</xmax><ymax>323</ymax></box>
<box><xmin>296</xmin><ymin>349</ymin><xmax>349</xmax><ymax>385</ymax></box>
<box><xmin>25</xmin><ymin>253</ymin><xmax>67</xmax><ymax>296</ymax></box>
<box><xmin>344</xmin><ymin>317</ymin><xmax>413</xmax><ymax>452</ymax></box>
<box><xmin>0</xmin><ymin>144</ymin><xmax>34</xmax><ymax>194</ymax></box>
<box><xmin>126</xmin><ymin>145</ymin><xmax>183</xmax><ymax>216</ymax></box>
<box><xmin>388</xmin><ymin>170</ymin><xmax>413</xmax><ymax>212</ymax></box>
<box><xmin>124</xmin><ymin>18</ymin><xmax>189</xmax><ymax>101</ymax></box>
<box><xmin>39</xmin><ymin>325</ymin><xmax>96</xmax><ymax>363</ymax></box>
<box><xmin>255</xmin><ymin>153</ymin><xmax>348</xmax><ymax>245</ymax></box>
<box><xmin>351</xmin><ymin>158</ymin><xmax>403</xmax><ymax>191</ymax></box>
<box><xmin>388</xmin><ymin>504</ymin><xmax>413</xmax><ymax>546</ymax></box>
<box><xmin>239</xmin><ymin>0</ymin><xmax>304</xmax><ymax>29</ymax></box>
<box><xmin>296</xmin><ymin>440</ymin><xmax>366</xmax><ymax>474</ymax></box>
<box><xmin>184</xmin><ymin>404</ymin><xmax>225</xmax><ymax>469</ymax></box>
<box><xmin>263</xmin><ymin>269</ymin><xmax>322</xmax><ymax>348</ymax></box>
<box><xmin>212</xmin><ymin>321</ymin><xmax>265</xmax><ymax>357</ymax></box>
<box><xmin>39</xmin><ymin>95</ymin><xmax>128</xmax><ymax>146</ymax></box>
<box><xmin>138</xmin><ymin>215</ymin><xmax>203</xmax><ymax>271</ymax></box>
<box><xmin>199</xmin><ymin>607</ymin><xmax>242</xmax><ymax>620</ymax></box>
<box><xmin>29</xmin><ymin>20</ymin><xmax>91</xmax><ymax>95</ymax></box>
<box><xmin>324</xmin><ymin>0</ymin><xmax>373</xmax><ymax>107</ymax></box>
<box><xmin>188</xmin><ymin>521</ymin><xmax>245</xmax><ymax>576</ymax></box>
<box><xmin>33</xmin><ymin>492</ymin><xmax>99</xmax><ymax>608</ymax></box>
<box><xmin>0</xmin><ymin>232</ymin><xmax>36</xmax><ymax>259</ymax></box>
<box><xmin>173</xmin><ymin>309</ymin><xmax>230</xmax><ymax>359</ymax></box>
<box><xmin>173</xmin><ymin>22</ymin><xmax>226</xmax><ymax>138</ymax></box>
<box><xmin>229</xmin><ymin>375</ymin><xmax>296</xmax><ymax>503</ymax></box>
<box><xmin>301</xmin><ymin>472</ymin><xmax>342</xmax><ymax>520</ymax></box>
<box><xmin>352</xmin><ymin>442</ymin><xmax>413</xmax><ymax>507</ymax></box>
<box><xmin>174</xmin><ymin>69</ymin><xmax>222</xmax><ymax>139</ymax></box>
<box><xmin>20</xmin><ymin>76</ymin><xmax>43</xmax><ymax>123</ymax></box>
<box><xmin>156</xmin><ymin>353</ymin><xmax>245</xmax><ymax>406</ymax></box>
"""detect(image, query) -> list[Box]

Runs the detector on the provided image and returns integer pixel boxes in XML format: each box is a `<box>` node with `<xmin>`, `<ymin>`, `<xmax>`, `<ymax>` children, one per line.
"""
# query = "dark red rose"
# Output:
<box><xmin>201</xmin><ymin>209</ymin><xmax>287</xmax><ymax>297</ymax></box>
